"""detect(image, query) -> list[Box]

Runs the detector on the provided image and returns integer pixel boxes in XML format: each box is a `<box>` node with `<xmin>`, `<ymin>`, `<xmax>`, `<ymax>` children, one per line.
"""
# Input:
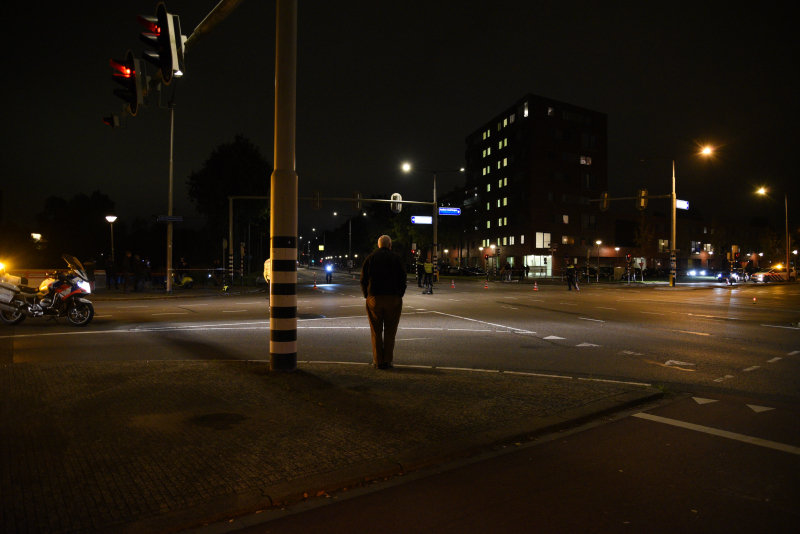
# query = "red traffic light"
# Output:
<box><xmin>484</xmin><ymin>254</ymin><xmax>489</xmax><ymax>260</ymax></box>
<box><xmin>109</xmin><ymin>51</ymin><xmax>142</xmax><ymax>116</ymax></box>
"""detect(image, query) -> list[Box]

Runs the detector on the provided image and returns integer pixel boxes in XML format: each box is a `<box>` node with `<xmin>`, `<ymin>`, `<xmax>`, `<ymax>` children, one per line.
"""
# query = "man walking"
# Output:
<box><xmin>360</xmin><ymin>235</ymin><xmax>407</xmax><ymax>370</ymax></box>
<box><xmin>566</xmin><ymin>263</ymin><xmax>579</xmax><ymax>291</ymax></box>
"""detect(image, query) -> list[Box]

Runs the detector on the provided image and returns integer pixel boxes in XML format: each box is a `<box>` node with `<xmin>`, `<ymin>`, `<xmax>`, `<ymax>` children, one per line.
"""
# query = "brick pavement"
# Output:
<box><xmin>0</xmin><ymin>361</ymin><xmax>660</xmax><ymax>533</ymax></box>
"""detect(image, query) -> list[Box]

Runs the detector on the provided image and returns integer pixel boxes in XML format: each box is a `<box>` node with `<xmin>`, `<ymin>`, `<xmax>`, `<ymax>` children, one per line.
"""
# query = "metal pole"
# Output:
<box><xmin>433</xmin><ymin>172</ymin><xmax>438</xmax><ymax>281</ymax></box>
<box><xmin>166</xmin><ymin>104</ymin><xmax>175</xmax><ymax>294</ymax></box>
<box><xmin>109</xmin><ymin>222</ymin><xmax>115</xmax><ymax>262</ymax></box>
<box><xmin>228</xmin><ymin>197</ymin><xmax>234</xmax><ymax>283</ymax></box>
<box><xmin>670</xmin><ymin>158</ymin><xmax>677</xmax><ymax>287</ymax></box>
<box><xmin>786</xmin><ymin>192</ymin><xmax>790</xmax><ymax>274</ymax></box>
<box><xmin>270</xmin><ymin>0</ymin><xmax>298</xmax><ymax>371</ymax></box>
<box><xmin>348</xmin><ymin>217</ymin><xmax>352</xmax><ymax>262</ymax></box>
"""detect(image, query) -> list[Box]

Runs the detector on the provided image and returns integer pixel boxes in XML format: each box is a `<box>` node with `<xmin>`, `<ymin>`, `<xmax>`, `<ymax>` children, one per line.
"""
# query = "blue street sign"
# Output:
<box><xmin>157</xmin><ymin>215</ymin><xmax>183</xmax><ymax>222</ymax></box>
<box><xmin>411</xmin><ymin>216</ymin><xmax>432</xmax><ymax>224</ymax></box>
<box><xmin>438</xmin><ymin>207</ymin><xmax>461</xmax><ymax>216</ymax></box>
<box><xmin>676</xmin><ymin>199</ymin><xmax>689</xmax><ymax>210</ymax></box>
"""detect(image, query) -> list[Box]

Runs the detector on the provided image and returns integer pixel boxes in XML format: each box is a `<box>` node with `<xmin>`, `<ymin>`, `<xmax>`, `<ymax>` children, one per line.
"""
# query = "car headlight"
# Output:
<box><xmin>689</xmin><ymin>270</ymin><xmax>697</xmax><ymax>276</ymax></box>
<box><xmin>699</xmin><ymin>270</ymin><xmax>706</xmax><ymax>275</ymax></box>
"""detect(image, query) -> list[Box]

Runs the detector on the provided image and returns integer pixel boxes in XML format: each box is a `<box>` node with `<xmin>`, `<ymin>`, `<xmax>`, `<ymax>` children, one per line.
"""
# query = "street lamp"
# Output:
<box><xmin>595</xmin><ymin>240</ymin><xmax>602</xmax><ymax>282</ymax></box>
<box><xmin>756</xmin><ymin>187</ymin><xmax>790</xmax><ymax>275</ymax></box>
<box><xmin>105</xmin><ymin>216</ymin><xmax>117</xmax><ymax>261</ymax></box>
<box><xmin>402</xmin><ymin>163</ymin><xmax>465</xmax><ymax>280</ymax></box>
<box><xmin>642</xmin><ymin>146</ymin><xmax>714</xmax><ymax>287</ymax></box>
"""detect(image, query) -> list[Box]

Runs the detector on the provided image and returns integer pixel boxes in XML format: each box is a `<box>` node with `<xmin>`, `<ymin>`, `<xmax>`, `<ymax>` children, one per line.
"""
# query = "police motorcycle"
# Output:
<box><xmin>0</xmin><ymin>255</ymin><xmax>95</xmax><ymax>327</ymax></box>
<box><xmin>172</xmin><ymin>272</ymin><xmax>194</xmax><ymax>289</ymax></box>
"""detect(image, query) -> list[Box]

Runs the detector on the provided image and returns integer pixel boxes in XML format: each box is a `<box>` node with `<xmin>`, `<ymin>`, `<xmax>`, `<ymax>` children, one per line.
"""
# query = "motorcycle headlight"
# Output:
<box><xmin>77</xmin><ymin>280</ymin><xmax>91</xmax><ymax>293</ymax></box>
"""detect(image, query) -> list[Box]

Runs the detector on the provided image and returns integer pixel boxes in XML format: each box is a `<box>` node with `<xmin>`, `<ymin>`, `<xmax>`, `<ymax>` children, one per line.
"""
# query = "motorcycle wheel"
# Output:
<box><xmin>67</xmin><ymin>300</ymin><xmax>94</xmax><ymax>327</ymax></box>
<box><xmin>185</xmin><ymin>282</ymin><xmax>193</xmax><ymax>289</ymax></box>
<box><xmin>0</xmin><ymin>307</ymin><xmax>26</xmax><ymax>325</ymax></box>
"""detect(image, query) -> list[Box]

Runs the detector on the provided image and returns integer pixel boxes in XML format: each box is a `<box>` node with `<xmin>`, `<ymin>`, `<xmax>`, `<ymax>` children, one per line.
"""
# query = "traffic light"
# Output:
<box><xmin>110</xmin><ymin>51</ymin><xmax>143</xmax><ymax>116</ymax></box>
<box><xmin>312</xmin><ymin>190</ymin><xmax>321</xmax><ymax>210</ymax></box>
<box><xmin>626</xmin><ymin>254</ymin><xmax>632</xmax><ymax>262</ymax></box>
<box><xmin>138</xmin><ymin>2</ymin><xmax>180</xmax><ymax>85</ymax></box>
<box><xmin>352</xmin><ymin>191</ymin><xmax>362</xmax><ymax>211</ymax></box>
<box><xmin>411</xmin><ymin>242</ymin><xmax>416</xmax><ymax>255</ymax></box>
<box><xmin>390</xmin><ymin>193</ymin><xmax>403</xmax><ymax>213</ymax></box>
<box><xmin>484</xmin><ymin>254</ymin><xmax>489</xmax><ymax>260</ymax></box>
<box><xmin>600</xmin><ymin>191</ymin><xmax>610</xmax><ymax>211</ymax></box>
<box><xmin>636</xmin><ymin>189</ymin><xmax>648</xmax><ymax>210</ymax></box>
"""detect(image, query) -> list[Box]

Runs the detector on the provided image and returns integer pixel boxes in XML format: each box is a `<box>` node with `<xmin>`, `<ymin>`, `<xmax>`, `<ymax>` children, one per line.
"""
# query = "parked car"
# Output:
<box><xmin>716</xmin><ymin>270</ymin><xmax>746</xmax><ymax>282</ymax></box>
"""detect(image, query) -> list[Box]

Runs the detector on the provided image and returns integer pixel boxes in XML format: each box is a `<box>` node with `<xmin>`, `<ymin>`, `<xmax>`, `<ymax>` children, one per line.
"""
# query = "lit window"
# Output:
<box><xmin>548</xmin><ymin>106</ymin><xmax>554</xmax><ymax>116</ymax></box>
<box><xmin>503</xmin><ymin>217</ymin><xmax>507</xmax><ymax>225</ymax></box>
<box><xmin>510</xmin><ymin>236</ymin><xmax>515</xmax><ymax>245</ymax></box>
<box><xmin>510</xmin><ymin>114</ymin><xmax>515</xmax><ymax>123</ymax></box>
<box><xmin>498</xmin><ymin>179</ymin><xmax>502</xmax><ymax>188</ymax></box>
<box><xmin>503</xmin><ymin>177</ymin><xmax>508</xmax><ymax>186</ymax></box>
<box><xmin>498</xmin><ymin>141</ymin><xmax>502</xmax><ymax>150</ymax></box>
<box><xmin>503</xmin><ymin>237</ymin><xmax>508</xmax><ymax>245</ymax></box>
<box><xmin>482</xmin><ymin>149</ymin><xmax>486</xmax><ymax>158</ymax></box>
<box><xmin>503</xmin><ymin>197</ymin><xmax>507</xmax><ymax>206</ymax></box>
<box><xmin>658</xmin><ymin>239</ymin><xmax>669</xmax><ymax>252</ymax></box>
<box><xmin>486</xmin><ymin>202</ymin><xmax>490</xmax><ymax>211</ymax></box>
<box><xmin>504</xmin><ymin>138</ymin><xmax>508</xmax><ymax>147</ymax></box>
<box><xmin>503</xmin><ymin>118</ymin><xmax>507</xmax><ymax>127</ymax></box>
<box><xmin>703</xmin><ymin>227</ymin><xmax>707</xmax><ymax>234</ymax></box>
<box><xmin>524</xmin><ymin>102</ymin><xmax>529</xmax><ymax>117</ymax></box>
<box><xmin>482</xmin><ymin>168</ymin><xmax>486</xmax><ymax>176</ymax></box>
<box><xmin>497</xmin><ymin>199</ymin><xmax>501</xmax><ymax>208</ymax></box>
<box><xmin>498</xmin><ymin>218</ymin><xmax>502</xmax><ymax>227</ymax></box>
<box><xmin>497</xmin><ymin>161</ymin><xmax>501</xmax><ymax>170</ymax></box>
<box><xmin>563</xmin><ymin>215</ymin><xmax>569</xmax><ymax>224</ymax></box>
<box><xmin>497</xmin><ymin>238</ymin><xmax>502</xmax><ymax>246</ymax></box>
<box><xmin>580</xmin><ymin>156</ymin><xmax>592</xmax><ymax>165</ymax></box>
<box><xmin>487</xmin><ymin>147</ymin><xmax>491</xmax><ymax>155</ymax></box>
<box><xmin>486</xmin><ymin>183</ymin><xmax>491</xmax><ymax>192</ymax></box>
<box><xmin>487</xmin><ymin>221</ymin><xmax>491</xmax><ymax>228</ymax></box>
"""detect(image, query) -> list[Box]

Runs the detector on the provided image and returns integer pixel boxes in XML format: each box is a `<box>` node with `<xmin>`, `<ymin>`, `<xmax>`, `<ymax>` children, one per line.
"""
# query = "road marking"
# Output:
<box><xmin>596</xmin><ymin>307</ymin><xmax>616</xmax><ymax>310</ymax></box>
<box><xmin>180</xmin><ymin>304</ymin><xmax>209</xmax><ymax>307</ymax></box>
<box><xmin>401</xmin><ymin>327</ymin><xmax>444</xmax><ymax>330</ymax></box>
<box><xmin>222</xmin><ymin>310</ymin><xmax>248</xmax><ymax>313</ymax></box>
<box><xmin>579</xmin><ymin>377</ymin><xmax>650</xmax><ymax>386</ymax></box>
<box><xmin>151</xmin><ymin>312</ymin><xmax>188</xmax><ymax>316</ymax></box>
<box><xmin>632</xmin><ymin>413</ymin><xmax>800</xmax><ymax>455</ymax></box>
<box><xmin>559</xmin><ymin>302</ymin><xmax>577</xmax><ymax>306</ymax></box>
<box><xmin>428</xmin><ymin>310</ymin><xmax>532</xmax><ymax>333</ymax></box>
<box><xmin>543</xmin><ymin>336</ymin><xmax>565</xmax><ymax>340</ymax></box>
<box><xmin>619</xmin><ymin>350</ymin><xmax>643</xmax><ymax>356</ymax></box>
<box><xmin>761</xmin><ymin>324</ymin><xmax>800</xmax><ymax>330</ymax></box>
<box><xmin>742</xmin><ymin>365</ymin><xmax>760</xmax><ymax>372</ymax></box>
<box><xmin>448</xmin><ymin>299</ymin><xmax>461</xmax><ymax>301</ymax></box>
<box><xmin>576</xmin><ymin>342</ymin><xmax>601</xmax><ymax>347</ymax></box>
<box><xmin>665</xmin><ymin>360</ymin><xmax>695</xmax><ymax>366</ymax></box>
<box><xmin>579</xmin><ymin>317</ymin><xmax>604</xmax><ymax>322</ymax></box>
<box><xmin>339</xmin><ymin>305</ymin><xmax>363</xmax><ymax>307</ymax></box>
<box><xmin>447</xmin><ymin>328</ymin><xmax>491</xmax><ymax>332</ymax></box>
<box><xmin>692</xmin><ymin>397</ymin><xmax>718</xmax><ymax>405</ymax></box>
<box><xmin>712</xmin><ymin>375</ymin><xmax>735</xmax><ymax>382</ymax></box>
<box><xmin>395</xmin><ymin>338</ymin><xmax>432</xmax><ymax>341</ymax></box>
<box><xmin>500</xmin><ymin>305</ymin><xmax>518</xmax><ymax>310</ymax></box>
<box><xmin>116</xmin><ymin>305</ymin><xmax>147</xmax><ymax>309</ymax></box>
<box><xmin>504</xmin><ymin>371</ymin><xmax>572</xmax><ymax>379</ymax></box>
<box><xmin>669</xmin><ymin>330</ymin><xmax>711</xmax><ymax>336</ymax></box>
<box><xmin>789</xmin><ymin>351</ymin><xmax>799</xmax><ymax>356</ymax></box>
<box><xmin>747</xmin><ymin>405</ymin><xmax>775</xmax><ymax>413</ymax></box>
<box><xmin>688</xmin><ymin>313</ymin><xmax>739</xmax><ymax>320</ymax></box>
<box><xmin>640</xmin><ymin>311</ymin><xmax>664</xmax><ymax>315</ymax></box>
<box><xmin>437</xmin><ymin>367</ymin><xmax>500</xmax><ymax>373</ymax></box>
<box><xmin>767</xmin><ymin>357</ymin><xmax>782</xmax><ymax>363</ymax></box>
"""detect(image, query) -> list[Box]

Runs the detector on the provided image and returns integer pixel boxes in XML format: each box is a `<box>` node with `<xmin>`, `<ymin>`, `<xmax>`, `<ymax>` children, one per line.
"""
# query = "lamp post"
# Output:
<box><xmin>756</xmin><ymin>187</ymin><xmax>790</xmax><ymax>276</ymax></box>
<box><xmin>642</xmin><ymin>146</ymin><xmax>713</xmax><ymax>287</ymax></box>
<box><xmin>402</xmin><ymin>163</ymin><xmax>465</xmax><ymax>280</ymax></box>
<box><xmin>105</xmin><ymin>216</ymin><xmax>117</xmax><ymax>262</ymax></box>
<box><xmin>596</xmin><ymin>240</ymin><xmax>602</xmax><ymax>282</ymax></box>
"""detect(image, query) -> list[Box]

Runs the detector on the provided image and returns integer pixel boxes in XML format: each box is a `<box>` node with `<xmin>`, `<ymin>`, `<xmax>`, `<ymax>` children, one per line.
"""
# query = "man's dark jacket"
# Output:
<box><xmin>360</xmin><ymin>247</ymin><xmax>407</xmax><ymax>298</ymax></box>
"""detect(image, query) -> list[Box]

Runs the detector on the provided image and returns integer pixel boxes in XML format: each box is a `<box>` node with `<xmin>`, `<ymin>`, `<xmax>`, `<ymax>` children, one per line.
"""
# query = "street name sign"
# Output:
<box><xmin>157</xmin><ymin>215</ymin><xmax>183</xmax><ymax>222</ymax></box>
<box><xmin>438</xmin><ymin>207</ymin><xmax>461</xmax><ymax>215</ymax></box>
<box><xmin>411</xmin><ymin>216</ymin><xmax>433</xmax><ymax>224</ymax></box>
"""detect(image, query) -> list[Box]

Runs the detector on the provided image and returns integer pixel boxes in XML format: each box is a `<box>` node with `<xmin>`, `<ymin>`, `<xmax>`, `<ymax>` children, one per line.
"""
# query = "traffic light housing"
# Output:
<box><xmin>390</xmin><ymin>193</ymin><xmax>402</xmax><ymax>213</ymax></box>
<box><xmin>110</xmin><ymin>50</ymin><xmax>143</xmax><ymax>116</ymax></box>
<box><xmin>626</xmin><ymin>254</ymin><xmax>632</xmax><ymax>262</ymax></box>
<box><xmin>138</xmin><ymin>2</ymin><xmax>180</xmax><ymax>85</ymax></box>
<box><xmin>352</xmin><ymin>191</ymin><xmax>362</xmax><ymax>211</ymax></box>
<box><xmin>600</xmin><ymin>191</ymin><xmax>610</xmax><ymax>211</ymax></box>
<box><xmin>484</xmin><ymin>254</ymin><xmax>489</xmax><ymax>260</ymax></box>
<box><xmin>636</xmin><ymin>189</ymin><xmax>648</xmax><ymax>210</ymax></box>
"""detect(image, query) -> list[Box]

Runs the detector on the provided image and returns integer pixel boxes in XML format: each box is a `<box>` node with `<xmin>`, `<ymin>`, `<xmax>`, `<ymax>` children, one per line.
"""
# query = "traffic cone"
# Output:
<box><xmin>484</xmin><ymin>280</ymin><xmax>489</xmax><ymax>289</ymax></box>
<box><xmin>313</xmin><ymin>273</ymin><xmax>318</xmax><ymax>289</ymax></box>
<box><xmin>451</xmin><ymin>280</ymin><xmax>455</xmax><ymax>288</ymax></box>
<box><xmin>353</xmin><ymin>275</ymin><xmax>356</xmax><ymax>281</ymax></box>
<box><xmin>534</xmin><ymin>281</ymin><xmax>538</xmax><ymax>291</ymax></box>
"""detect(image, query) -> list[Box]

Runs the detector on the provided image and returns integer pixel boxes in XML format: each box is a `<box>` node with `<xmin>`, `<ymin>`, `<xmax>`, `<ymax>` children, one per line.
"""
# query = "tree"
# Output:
<box><xmin>186</xmin><ymin>135</ymin><xmax>273</xmax><ymax>231</ymax></box>
<box><xmin>633</xmin><ymin>212</ymin><xmax>657</xmax><ymax>263</ymax></box>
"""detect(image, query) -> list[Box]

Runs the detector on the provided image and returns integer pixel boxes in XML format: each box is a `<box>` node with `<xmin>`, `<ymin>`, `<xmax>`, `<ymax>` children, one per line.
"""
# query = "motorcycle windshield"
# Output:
<box><xmin>62</xmin><ymin>255</ymin><xmax>88</xmax><ymax>282</ymax></box>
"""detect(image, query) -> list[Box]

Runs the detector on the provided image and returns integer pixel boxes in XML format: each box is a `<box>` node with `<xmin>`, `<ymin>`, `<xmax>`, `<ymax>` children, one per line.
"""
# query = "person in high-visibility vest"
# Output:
<box><xmin>423</xmin><ymin>260</ymin><xmax>433</xmax><ymax>290</ymax></box>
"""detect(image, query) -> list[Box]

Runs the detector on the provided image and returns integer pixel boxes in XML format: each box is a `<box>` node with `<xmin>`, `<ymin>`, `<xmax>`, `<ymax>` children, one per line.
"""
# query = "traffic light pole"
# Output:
<box><xmin>166</xmin><ymin>102</ymin><xmax>175</xmax><ymax>294</ymax></box>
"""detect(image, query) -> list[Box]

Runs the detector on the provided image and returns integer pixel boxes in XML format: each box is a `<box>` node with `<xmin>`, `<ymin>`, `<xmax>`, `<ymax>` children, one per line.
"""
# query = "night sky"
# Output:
<box><xmin>3</xmin><ymin>1</ymin><xmax>797</xmax><ymax>237</ymax></box>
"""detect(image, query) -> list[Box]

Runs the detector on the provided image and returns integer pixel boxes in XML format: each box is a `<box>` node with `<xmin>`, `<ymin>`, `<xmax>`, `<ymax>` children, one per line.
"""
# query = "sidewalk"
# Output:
<box><xmin>0</xmin><ymin>360</ymin><xmax>662</xmax><ymax>534</ymax></box>
<box><xmin>88</xmin><ymin>284</ymin><xmax>263</xmax><ymax>302</ymax></box>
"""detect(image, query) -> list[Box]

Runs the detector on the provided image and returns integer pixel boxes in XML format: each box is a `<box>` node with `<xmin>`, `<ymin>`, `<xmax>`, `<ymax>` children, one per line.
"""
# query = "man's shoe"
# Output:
<box><xmin>384</xmin><ymin>362</ymin><xmax>393</xmax><ymax>369</ymax></box>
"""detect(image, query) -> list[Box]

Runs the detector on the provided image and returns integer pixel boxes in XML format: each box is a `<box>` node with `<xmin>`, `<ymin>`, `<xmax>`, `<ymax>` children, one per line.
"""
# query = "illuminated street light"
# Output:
<box><xmin>105</xmin><ymin>216</ymin><xmax>117</xmax><ymax>262</ymax></box>
<box><xmin>756</xmin><ymin>187</ymin><xmax>790</xmax><ymax>275</ymax></box>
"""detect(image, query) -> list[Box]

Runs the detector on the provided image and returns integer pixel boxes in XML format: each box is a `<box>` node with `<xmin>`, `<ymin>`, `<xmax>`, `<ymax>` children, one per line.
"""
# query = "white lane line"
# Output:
<box><xmin>789</xmin><ymin>351</ymin><xmax>799</xmax><ymax>356</ymax></box>
<box><xmin>437</xmin><ymin>367</ymin><xmax>499</xmax><ymax>373</ymax></box>
<box><xmin>401</xmin><ymin>327</ymin><xmax>444</xmax><ymax>330</ymax></box>
<box><xmin>116</xmin><ymin>305</ymin><xmax>147</xmax><ymax>309</ymax></box>
<box><xmin>394</xmin><ymin>364</ymin><xmax>433</xmax><ymax>368</ymax></box>
<box><xmin>395</xmin><ymin>338</ymin><xmax>432</xmax><ymax>341</ymax></box>
<box><xmin>559</xmin><ymin>302</ymin><xmax>578</xmax><ymax>306</ymax></box>
<box><xmin>543</xmin><ymin>336</ymin><xmax>565</xmax><ymax>340</ymax></box>
<box><xmin>447</xmin><ymin>328</ymin><xmax>491</xmax><ymax>332</ymax></box>
<box><xmin>579</xmin><ymin>317</ymin><xmax>604</xmax><ymax>322</ymax></box>
<box><xmin>713</xmin><ymin>375</ymin><xmax>735</xmax><ymax>382</ymax></box>
<box><xmin>596</xmin><ymin>307</ymin><xmax>616</xmax><ymax>310</ymax></box>
<box><xmin>576</xmin><ymin>343</ymin><xmax>601</xmax><ymax>347</ymax></box>
<box><xmin>632</xmin><ymin>413</ymin><xmax>800</xmax><ymax>455</ymax></box>
<box><xmin>688</xmin><ymin>313</ymin><xmax>739</xmax><ymax>320</ymax></box>
<box><xmin>668</xmin><ymin>330</ymin><xmax>711</xmax><ymax>336</ymax></box>
<box><xmin>222</xmin><ymin>310</ymin><xmax>248</xmax><ymax>313</ymax></box>
<box><xmin>448</xmin><ymin>299</ymin><xmax>461</xmax><ymax>301</ymax></box>
<box><xmin>151</xmin><ymin>312</ymin><xmax>188</xmax><ymax>316</ymax></box>
<box><xmin>761</xmin><ymin>324</ymin><xmax>800</xmax><ymax>330</ymax></box>
<box><xmin>767</xmin><ymin>357</ymin><xmax>782</xmax><ymax>363</ymax></box>
<box><xmin>429</xmin><ymin>310</ymin><xmax>532</xmax><ymax>333</ymax></box>
<box><xmin>500</xmin><ymin>305</ymin><xmax>518</xmax><ymax>310</ymax></box>
<box><xmin>742</xmin><ymin>366</ymin><xmax>760</xmax><ymax>372</ymax></box>
<box><xmin>504</xmin><ymin>371</ymin><xmax>572</xmax><ymax>379</ymax></box>
<box><xmin>180</xmin><ymin>304</ymin><xmax>209</xmax><ymax>307</ymax></box>
<box><xmin>579</xmin><ymin>377</ymin><xmax>650</xmax><ymax>386</ymax></box>
<box><xmin>640</xmin><ymin>311</ymin><xmax>664</xmax><ymax>315</ymax></box>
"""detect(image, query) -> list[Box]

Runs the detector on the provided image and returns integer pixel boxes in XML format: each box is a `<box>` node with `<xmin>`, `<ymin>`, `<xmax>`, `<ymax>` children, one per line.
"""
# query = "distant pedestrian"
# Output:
<box><xmin>122</xmin><ymin>251</ymin><xmax>132</xmax><ymax>293</ymax></box>
<box><xmin>525</xmin><ymin>265</ymin><xmax>530</xmax><ymax>278</ymax></box>
<box><xmin>360</xmin><ymin>235</ymin><xmax>407</xmax><ymax>370</ymax></box>
<box><xmin>566</xmin><ymin>264</ymin><xmax>579</xmax><ymax>291</ymax></box>
<box><xmin>423</xmin><ymin>259</ymin><xmax>433</xmax><ymax>291</ymax></box>
<box><xmin>416</xmin><ymin>255</ymin><xmax>424</xmax><ymax>287</ymax></box>
<box><xmin>325</xmin><ymin>262</ymin><xmax>333</xmax><ymax>284</ymax></box>
<box><xmin>105</xmin><ymin>257</ymin><xmax>117</xmax><ymax>289</ymax></box>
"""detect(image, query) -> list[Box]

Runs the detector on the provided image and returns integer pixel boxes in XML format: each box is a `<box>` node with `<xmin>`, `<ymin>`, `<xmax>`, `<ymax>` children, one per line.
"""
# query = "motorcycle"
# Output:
<box><xmin>172</xmin><ymin>272</ymin><xmax>194</xmax><ymax>288</ymax></box>
<box><xmin>0</xmin><ymin>254</ymin><xmax>95</xmax><ymax>327</ymax></box>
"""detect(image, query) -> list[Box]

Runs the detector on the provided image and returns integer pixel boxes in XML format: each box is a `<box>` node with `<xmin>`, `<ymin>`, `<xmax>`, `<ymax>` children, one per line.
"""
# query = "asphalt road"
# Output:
<box><xmin>1</xmin><ymin>269</ymin><xmax>798</xmax><ymax>403</ymax></box>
